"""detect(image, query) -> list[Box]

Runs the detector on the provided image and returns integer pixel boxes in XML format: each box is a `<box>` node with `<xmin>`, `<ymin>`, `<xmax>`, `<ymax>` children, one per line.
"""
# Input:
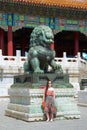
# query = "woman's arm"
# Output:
<box><xmin>54</xmin><ymin>91</ymin><xmax>55</xmax><ymax>99</ymax></box>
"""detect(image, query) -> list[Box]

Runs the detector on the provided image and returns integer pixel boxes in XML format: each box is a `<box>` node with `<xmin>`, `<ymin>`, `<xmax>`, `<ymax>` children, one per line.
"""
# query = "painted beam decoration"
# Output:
<box><xmin>55</xmin><ymin>18</ymin><xmax>87</xmax><ymax>35</ymax></box>
<box><xmin>0</xmin><ymin>12</ymin><xmax>87</xmax><ymax>35</ymax></box>
<box><xmin>0</xmin><ymin>13</ymin><xmax>7</xmax><ymax>26</ymax></box>
<box><xmin>13</xmin><ymin>15</ymin><xmax>49</xmax><ymax>28</ymax></box>
<box><xmin>7</xmin><ymin>14</ymin><xmax>13</xmax><ymax>26</ymax></box>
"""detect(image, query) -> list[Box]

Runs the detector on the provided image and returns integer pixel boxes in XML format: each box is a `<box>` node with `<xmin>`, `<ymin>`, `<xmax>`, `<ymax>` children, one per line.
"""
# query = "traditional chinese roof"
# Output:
<box><xmin>0</xmin><ymin>0</ymin><xmax>87</xmax><ymax>19</ymax></box>
<box><xmin>4</xmin><ymin>0</ymin><xmax>87</xmax><ymax>10</ymax></box>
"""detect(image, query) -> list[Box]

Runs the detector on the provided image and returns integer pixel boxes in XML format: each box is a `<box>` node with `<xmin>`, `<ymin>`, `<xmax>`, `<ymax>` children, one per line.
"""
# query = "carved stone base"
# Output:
<box><xmin>5</xmin><ymin>87</ymin><xmax>80</xmax><ymax>121</ymax></box>
<box><xmin>5</xmin><ymin>104</ymin><xmax>44</xmax><ymax>121</ymax></box>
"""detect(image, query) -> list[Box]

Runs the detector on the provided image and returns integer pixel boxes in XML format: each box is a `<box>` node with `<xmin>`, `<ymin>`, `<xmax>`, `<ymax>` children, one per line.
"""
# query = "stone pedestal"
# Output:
<box><xmin>5</xmin><ymin>88</ymin><xmax>44</xmax><ymax>121</ymax></box>
<box><xmin>78</xmin><ymin>90</ymin><xmax>87</xmax><ymax>106</ymax></box>
<box><xmin>5</xmin><ymin>87</ymin><xmax>80</xmax><ymax>121</ymax></box>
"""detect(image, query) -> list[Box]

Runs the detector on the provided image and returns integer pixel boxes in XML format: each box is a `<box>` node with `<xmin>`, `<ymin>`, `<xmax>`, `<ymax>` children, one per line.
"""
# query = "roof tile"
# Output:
<box><xmin>6</xmin><ymin>0</ymin><xmax>87</xmax><ymax>9</ymax></box>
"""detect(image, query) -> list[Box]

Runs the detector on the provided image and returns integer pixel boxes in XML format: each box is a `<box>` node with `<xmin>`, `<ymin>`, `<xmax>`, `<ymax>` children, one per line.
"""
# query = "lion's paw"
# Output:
<box><xmin>34</xmin><ymin>69</ymin><xmax>44</xmax><ymax>73</ymax></box>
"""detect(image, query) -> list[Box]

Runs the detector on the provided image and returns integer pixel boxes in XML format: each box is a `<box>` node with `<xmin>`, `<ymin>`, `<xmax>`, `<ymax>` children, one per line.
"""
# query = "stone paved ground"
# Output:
<box><xmin>0</xmin><ymin>99</ymin><xmax>87</xmax><ymax>130</ymax></box>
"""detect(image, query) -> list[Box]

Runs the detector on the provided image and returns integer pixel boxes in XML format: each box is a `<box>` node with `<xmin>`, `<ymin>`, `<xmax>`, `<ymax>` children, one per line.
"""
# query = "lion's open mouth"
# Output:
<box><xmin>45</xmin><ymin>33</ymin><xmax>54</xmax><ymax>44</ymax></box>
<box><xmin>44</xmin><ymin>38</ymin><xmax>54</xmax><ymax>44</ymax></box>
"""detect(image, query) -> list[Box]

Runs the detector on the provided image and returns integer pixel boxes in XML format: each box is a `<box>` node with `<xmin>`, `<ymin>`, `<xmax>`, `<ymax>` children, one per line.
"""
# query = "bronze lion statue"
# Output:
<box><xmin>24</xmin><ymin>25</ymin><xmax>62</xmax><ymax>73</ymax></box>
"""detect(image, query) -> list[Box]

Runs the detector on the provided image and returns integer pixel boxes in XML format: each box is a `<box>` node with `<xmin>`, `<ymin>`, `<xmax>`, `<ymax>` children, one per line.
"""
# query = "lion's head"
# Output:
<box><xmin>30</xmin><ymin>25</ymin><xmax>54</xmax><ymax>47</ymax></box>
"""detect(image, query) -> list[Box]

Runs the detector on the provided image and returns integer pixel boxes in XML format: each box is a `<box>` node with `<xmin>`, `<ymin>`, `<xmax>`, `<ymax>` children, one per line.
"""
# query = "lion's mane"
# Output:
<box><xmin>29</xmin><ymin>25</ymin><xmax>54</xmax><ymax>47</ymax></box>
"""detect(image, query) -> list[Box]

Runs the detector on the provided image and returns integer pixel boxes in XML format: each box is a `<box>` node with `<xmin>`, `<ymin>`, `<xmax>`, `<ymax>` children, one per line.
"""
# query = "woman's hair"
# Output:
<box><xmin>44</xmin><ymin>80</ymin><xmax>51</xmax><ymax>100</ymax></box>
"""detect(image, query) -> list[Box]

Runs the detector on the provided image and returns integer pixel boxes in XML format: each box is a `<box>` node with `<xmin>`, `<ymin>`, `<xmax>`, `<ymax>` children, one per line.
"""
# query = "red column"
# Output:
<box><xmin>0</xmin><ymin>29</ymin><xmax>4</xmax><ymax>55</ymax></box>
<box><xmin>74</xmin><ymin>32</ymin><xmax>79</xmax><ymax>56</ymax></box>
<box><xmin>8</xmin><ymin>26</ymin><xmax>13</xmax><ymax>56</ymax></box>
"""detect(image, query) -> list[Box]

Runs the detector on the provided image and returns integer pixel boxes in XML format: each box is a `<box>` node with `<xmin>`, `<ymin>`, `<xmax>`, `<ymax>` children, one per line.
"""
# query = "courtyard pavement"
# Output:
<box><xmin>0</xmin><ymin>99</ymin><xmax>87</xmax><ymax>130</ymax></box>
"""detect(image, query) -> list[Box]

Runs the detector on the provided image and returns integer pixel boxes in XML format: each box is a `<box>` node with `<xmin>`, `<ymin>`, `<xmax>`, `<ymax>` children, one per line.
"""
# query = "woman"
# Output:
<box><xmin>43</xmin><ymin>80</ymin><xmax>56</xmax><ymax>122</ymax></box>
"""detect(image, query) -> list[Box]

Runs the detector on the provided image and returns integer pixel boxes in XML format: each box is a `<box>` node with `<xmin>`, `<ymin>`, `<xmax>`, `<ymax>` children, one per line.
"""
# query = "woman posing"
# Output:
<box><xmin>43</xmin><ymin>80</ymin><xmax>56</xmax><ymax>122</ymax></box>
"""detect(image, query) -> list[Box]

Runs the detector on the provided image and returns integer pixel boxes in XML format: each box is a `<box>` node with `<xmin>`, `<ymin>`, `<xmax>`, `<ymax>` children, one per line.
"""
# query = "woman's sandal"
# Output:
<box><xmin>50</xmin><ymin>119</ymin><xmax>53</xmax><ymax>122</ymax></box>
<box><xmin>46</xmin><ymin>119</ymin><xmax>49</xmax><ymax>122</ymax></box>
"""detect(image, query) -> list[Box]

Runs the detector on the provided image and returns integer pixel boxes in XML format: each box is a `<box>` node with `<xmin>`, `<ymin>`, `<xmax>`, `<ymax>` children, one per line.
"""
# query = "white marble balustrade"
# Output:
<box><xmin>0</xmin><ymin>49</ymin><xmax>87</xmax><ymax>98</ymax></box>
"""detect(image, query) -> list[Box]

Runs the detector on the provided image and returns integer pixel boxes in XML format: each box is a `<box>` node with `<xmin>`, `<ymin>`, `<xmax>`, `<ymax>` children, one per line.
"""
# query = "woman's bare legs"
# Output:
<box><xmin>50</xmin><ymin>113</ymin><xmax>53</xmax><ymax>121</ymax></box>
<box><xmin>46</xmin><ymin>113</ymin><xmax>50</xmax><ymax>121</ymax></box>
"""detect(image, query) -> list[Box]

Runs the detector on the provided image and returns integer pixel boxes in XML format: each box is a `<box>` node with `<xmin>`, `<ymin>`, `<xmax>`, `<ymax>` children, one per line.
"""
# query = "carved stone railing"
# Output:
<box><xmin>0</xmin><ymin>49</ymin><xmax>87</xmax><ymax>96</ymax></box>
<box><xmin>0</xmin><ymin>51</ymin><xmax>87</xmax><ymax>76</ymax></box>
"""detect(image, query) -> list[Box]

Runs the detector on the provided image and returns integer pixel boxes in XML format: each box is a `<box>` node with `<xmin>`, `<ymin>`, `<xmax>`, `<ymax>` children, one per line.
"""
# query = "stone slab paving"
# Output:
<box><xmin>0</xmin><ymin>99</ymin><xmax>87</xmax><ymax>130</ymax></box>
